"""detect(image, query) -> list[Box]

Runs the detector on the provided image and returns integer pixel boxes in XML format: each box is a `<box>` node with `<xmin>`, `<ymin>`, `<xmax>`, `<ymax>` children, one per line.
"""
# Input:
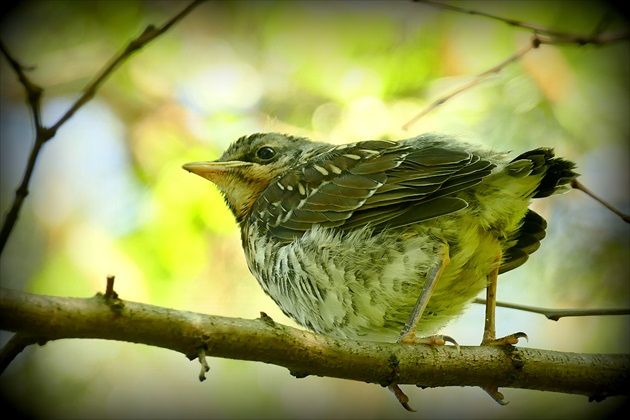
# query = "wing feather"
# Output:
<box><xmin>250</xmin><ymin>140</ymin><xmax>496</xmax><ymax>242</ymax></box>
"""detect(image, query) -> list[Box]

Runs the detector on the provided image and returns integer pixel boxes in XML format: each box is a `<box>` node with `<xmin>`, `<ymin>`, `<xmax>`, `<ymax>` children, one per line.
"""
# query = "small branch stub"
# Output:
<box><xmin>104</xmin><ymin>275</ymin><xmax>117</xmax><ymax>299</ymax></box>
<box><xmin>197</xmin><ymin>348</ymin><xmax>210</xmax><ymax>382</ymax></box>
<box><xmin>259</xmin><ymin>311</ymin><xmax>276</xmax><ymax>327</ymax></box>
<box><xmin>98</xmin><ymin>275</ymin><xmax>124</xmax><ymax>314</ymax></box>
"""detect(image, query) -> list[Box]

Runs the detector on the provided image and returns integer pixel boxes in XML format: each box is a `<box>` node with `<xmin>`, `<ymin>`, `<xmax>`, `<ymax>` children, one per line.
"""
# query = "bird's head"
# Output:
<box><xmin>183</xmin><ymin>133</ymin><xmax>326</xmax><ymax>224</ymax></box>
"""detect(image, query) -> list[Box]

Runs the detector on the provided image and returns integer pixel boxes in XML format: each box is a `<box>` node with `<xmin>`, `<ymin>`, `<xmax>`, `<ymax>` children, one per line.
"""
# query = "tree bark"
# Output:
<box><xmin>1</xmin><ymin>287</ymin><xmax>627</xmax><ymax>401</ymax></box>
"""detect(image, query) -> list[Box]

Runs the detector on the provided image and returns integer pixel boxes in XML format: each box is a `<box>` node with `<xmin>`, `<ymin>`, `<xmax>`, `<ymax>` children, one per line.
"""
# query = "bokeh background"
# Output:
<box><xmin>1</xmin><ymin>1</ymin><xmax>628</xmax><ymax>418</ymax></box>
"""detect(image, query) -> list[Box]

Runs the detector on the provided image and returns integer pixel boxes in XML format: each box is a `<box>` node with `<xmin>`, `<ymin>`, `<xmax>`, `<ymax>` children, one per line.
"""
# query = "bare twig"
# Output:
<box><xmin>0</xmin><ymin>41</ymin><xmax>48</xmax><ymax>256</ymax></box>
<box><xmin>404</xmin><ymin>1</ymin><xmax>630</xmax><ymax>129</ymax></box>
<box><xmin>474</xmin><ymin>298</ymin><xmax>630</xmax><ymax>321</ymax></box>
<box><xmin>49</xmin><ymin>0</ymin><xmax>205</xmax><ymax>132</ymax></box>
<box><xmin>419</xmin><ymin>0</ymin><xmax>630</xmax><ymax>43</ymax></box>
<box><xmin>571</xmin><ymin>180</ymin><xmax>630</xmax><ymax>223</ymax></box>
<box><xmin>0</xmin><ymin>0</ymin><xmax>204</xmax><ymax>256</ymax></box>
<box><xmin>418</xmin><ymin>0</ymin><xmax>572</xmax><ymax>36</ymax></box>
<box><xmin>0</xmin><ymin>332</ymin><xmax>44</xmax><ymax>374</ymax></box>
<box><xmin>402</xmin><ymin>37</ymin><xmax>539</xmax><ymax>130</ymax></box>
<box><xmin>534</xmin><ymin>31</ymin><xmax>630</xmax><ymax>46</ymax></box>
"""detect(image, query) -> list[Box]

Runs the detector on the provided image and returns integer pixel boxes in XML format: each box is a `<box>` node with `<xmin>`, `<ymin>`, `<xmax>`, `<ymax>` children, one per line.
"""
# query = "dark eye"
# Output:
<box><xmin>256</xmin><ymin>146</ymin><xmax>276</xmax><ymax>161</ymax></box>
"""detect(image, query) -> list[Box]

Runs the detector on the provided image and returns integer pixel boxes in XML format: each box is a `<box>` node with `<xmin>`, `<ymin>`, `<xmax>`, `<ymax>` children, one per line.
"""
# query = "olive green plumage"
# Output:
<box><xmin>184</xmin><ymin>132</ymin><xmax>577</xmax><ymax>341</ymax></box>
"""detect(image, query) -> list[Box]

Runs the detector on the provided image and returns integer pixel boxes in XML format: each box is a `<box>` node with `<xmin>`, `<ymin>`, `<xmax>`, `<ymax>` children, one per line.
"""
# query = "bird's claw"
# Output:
<box><xmin>401</xmin><ymin>333</ymin><xmax>460</xmax><ymax>349</ymax></box>
<box><xmin>435</xmin><ymin>334</ymin><xmax>460</xmax><ymax>350</ymax></box>
<box><xmin>482</xmin><ymin>331</ymin><xmax>528</xmax><ymax>346</ymax></box>
<box><xmin>477</xmin><ymin>332</ymin><xmax>526</xmax><ymax>405</ymax></box>
<box><xmin>390</xmin><ymin>333</ymin><xmax>460</xmax><ymax>411</ymax></box>
<box><xmin>388</xmin><ymin>383</ymin><xmax>417</xmax><ymax>412</ymax></box>
<box><xmin>482</xmin><ymin>386</ymin><xmax>509</xmax><ymax>405</ymax></box>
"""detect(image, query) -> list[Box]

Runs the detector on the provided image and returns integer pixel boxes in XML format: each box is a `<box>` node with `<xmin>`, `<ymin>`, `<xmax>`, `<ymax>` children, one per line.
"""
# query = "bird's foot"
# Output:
<box><xmin>389</xmin><ymin>333</ymin><xmax>459</xmax><ymax>411</ymax></box>
<box><xmin>482</xmin><ymin>386</ymin><xmax>510</xmax><ymax>405</ymax></box>
<box><xmin>481</xmin><ymin>331</ymin><xmax>528</xmax><ymax>346</ymax></box>
<box><xmin>400</xmin><ymin>333</ymin><xmax>460</xmax><ymax>350</ymax></box>
<box><xmin>388</xmin><ymin>384</ymin><xmax>417</xmax><ymax>412</ymax></box>
<box><xmin>478</xmin><ymin>332</ymin><xmax>527</xmax><ymax>405</ymax></box>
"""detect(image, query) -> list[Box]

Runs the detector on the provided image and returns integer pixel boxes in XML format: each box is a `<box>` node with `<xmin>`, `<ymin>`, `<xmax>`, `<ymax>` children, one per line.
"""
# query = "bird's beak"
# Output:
<box><xmin>182</xmin><ymin>160</ymin><xmax>252</xmax><ymax>182</ymax></box>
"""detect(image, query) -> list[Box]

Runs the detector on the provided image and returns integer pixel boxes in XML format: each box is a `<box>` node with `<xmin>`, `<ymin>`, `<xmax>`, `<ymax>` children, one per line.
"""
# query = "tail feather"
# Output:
<box><xmin>499</xmin><ymin>210</ymin><xmax>547</xmax><ymax>274</ymax></box>
<box><xmin>500</xmin><ymin>148</ymin><xmax>577</xmax><ymax>274</ymax></box>
<box><xmin>511</xmin><ymin>148</ymin><xmax>578</xmax><ymax>198</ymax></box>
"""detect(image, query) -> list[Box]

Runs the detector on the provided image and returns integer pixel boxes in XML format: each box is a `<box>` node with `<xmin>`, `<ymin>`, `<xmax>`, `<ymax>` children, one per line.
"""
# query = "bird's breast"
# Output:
<box><xmin>242</xmin><ymin>221</ymin><xmax>496</xmax><ymax>340</ymax></box>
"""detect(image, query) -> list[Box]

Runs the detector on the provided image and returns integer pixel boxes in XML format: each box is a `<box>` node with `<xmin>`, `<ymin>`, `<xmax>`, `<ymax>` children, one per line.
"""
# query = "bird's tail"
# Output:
<box><xmin>497</xmin><ymin>148</ymin><xmax>577</xmax><ymax>273</ymax></box>
<box><xmin>499</xmin><ymin>210</ymin><xmax>547</xmax><ymax>274</ymax></box>
<box><xmin>509</xmin><ymin>148</ymin><xmax>578</xmax><ymax>198</ymax></box>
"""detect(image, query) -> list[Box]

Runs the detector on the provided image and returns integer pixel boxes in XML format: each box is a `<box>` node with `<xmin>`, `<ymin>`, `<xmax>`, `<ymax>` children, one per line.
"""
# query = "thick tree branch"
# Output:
<box><xmin>1</xmin><ymin>287</ymin><xmax>628</xmax><ymax>401</ymax></box>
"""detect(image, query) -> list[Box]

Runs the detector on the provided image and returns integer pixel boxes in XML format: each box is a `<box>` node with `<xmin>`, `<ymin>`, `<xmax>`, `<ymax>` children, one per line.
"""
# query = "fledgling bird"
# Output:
<box><xmin>183</xmin><ymin>132</ymin><xmax>577</xmax><ymax>408</ymax></box>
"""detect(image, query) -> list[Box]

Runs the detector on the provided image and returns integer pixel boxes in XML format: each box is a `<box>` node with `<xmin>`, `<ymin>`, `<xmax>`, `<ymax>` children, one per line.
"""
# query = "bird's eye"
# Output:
<box><xmin>256</xmin><ymin>146</ymin><xmax>276</xmax><ymax>161</ymax></box>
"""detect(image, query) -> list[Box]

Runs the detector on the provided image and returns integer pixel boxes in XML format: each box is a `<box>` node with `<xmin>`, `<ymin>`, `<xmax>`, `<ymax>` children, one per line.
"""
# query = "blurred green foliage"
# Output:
<box><xmin>0</xmin><ymin>1</ymin><xmax>628</xmax><ymax>418</ymax></box>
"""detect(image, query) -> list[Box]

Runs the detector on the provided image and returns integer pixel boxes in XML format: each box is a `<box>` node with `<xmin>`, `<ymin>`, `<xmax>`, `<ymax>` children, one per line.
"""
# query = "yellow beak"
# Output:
<box><xmin>182</xmin><ymin>161</ymin><xmax>252</xmax><ymax>181</ymax></box>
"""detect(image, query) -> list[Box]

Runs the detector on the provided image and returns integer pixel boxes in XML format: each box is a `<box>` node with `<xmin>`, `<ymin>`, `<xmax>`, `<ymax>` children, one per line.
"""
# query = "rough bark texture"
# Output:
<box><xmin>1</xmin><ymin>287</ymin><xmax>627</xmax><ymax>401</ymax></box>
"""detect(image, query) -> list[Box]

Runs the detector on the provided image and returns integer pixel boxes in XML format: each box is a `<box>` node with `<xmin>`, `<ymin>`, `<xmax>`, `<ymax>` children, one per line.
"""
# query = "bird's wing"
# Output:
<box><xmin>250</xmin><ymin>140</ymin><xmax>496</xmax><ymax>242</ymax></box>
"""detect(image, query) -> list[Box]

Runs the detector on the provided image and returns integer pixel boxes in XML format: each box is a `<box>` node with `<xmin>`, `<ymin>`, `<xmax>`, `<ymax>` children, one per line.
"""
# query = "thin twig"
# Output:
<box><xmin>0</xmin><ymin>40</ymin><xmax>43</xmax><ymax>110</ymax></box>
<box><xmin>50</xmin><ymin>0</ymin><xmax>205</xmax><ymax>132</ymax></box>
<box><xmin>404</xmin><ymin>1</ymin><xmax>630</xmax><ymax>129</ymax></box>
<box><xmin>419</xmin><ymin>0</ymin><xmax>630</xmax><ymax>43</ymax></box>
<box><xmin>474</xmin><ymin>298</ymin><xmax>630</xmax><ymax>321</ymax></box>
<box><xmin>0</xmin><ymin>41</ymin><xmax>48</xmax><ymax>256</ymax></box>
<box><xmin>0</xmin><ymin>0</ymin><xmax>205</xmax><ymax>256</ymax></box>
<box><xmin>0</xmin><ymin>332</ymin><xmax>44</xmax><ymax>374</ymax></box>
<box><xmin>402</xmin><ymin>37</ymin><xmax>539</xmax><ymax>130</ymax></box>
<box><xmin>534</xmin><ymin>31</ymin><xmax>630</xmax><ymax>46</ymax></box>
<box><xmin>571</xmin><ymin>180</ymin><xmax>630</xmax><ymax>223</ymax></box>
<box><xmin>418</xmin><ymin>0</ymin><xmax>570</xmax><ymax>36</ymax></box>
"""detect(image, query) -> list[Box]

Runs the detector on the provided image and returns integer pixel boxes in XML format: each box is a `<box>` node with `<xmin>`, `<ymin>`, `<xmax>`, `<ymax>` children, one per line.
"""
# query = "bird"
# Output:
<box><xmin>183</xmin><ymin>132</ymin><xmax>577</xmax><ymax>409</ymax></box>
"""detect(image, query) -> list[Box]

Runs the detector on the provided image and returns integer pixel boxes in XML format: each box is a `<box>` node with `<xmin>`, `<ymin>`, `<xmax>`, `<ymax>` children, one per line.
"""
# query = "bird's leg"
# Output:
<box><xmin>479</xmin><ymin>251</ymin><xmax>528</xmax><ymax>405</ymax></box>
<box><xmin>397</xmin><ymin>243</ymin><xmax>452</xmax><ymax>344</ymax></box>
<box><xmin>480</xmin><ymin>251</ymin><xmax>528</xmax><ymax>346</ymax></box>
<box><xmin>389</xmin><ymin>243</ymin><xmax>454</xmax><ymax>412</ymax></box>
<box><xmin>481</xmin><ymin>257</ymin><xmax>499</xmax><ymax>344</ymax></box>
